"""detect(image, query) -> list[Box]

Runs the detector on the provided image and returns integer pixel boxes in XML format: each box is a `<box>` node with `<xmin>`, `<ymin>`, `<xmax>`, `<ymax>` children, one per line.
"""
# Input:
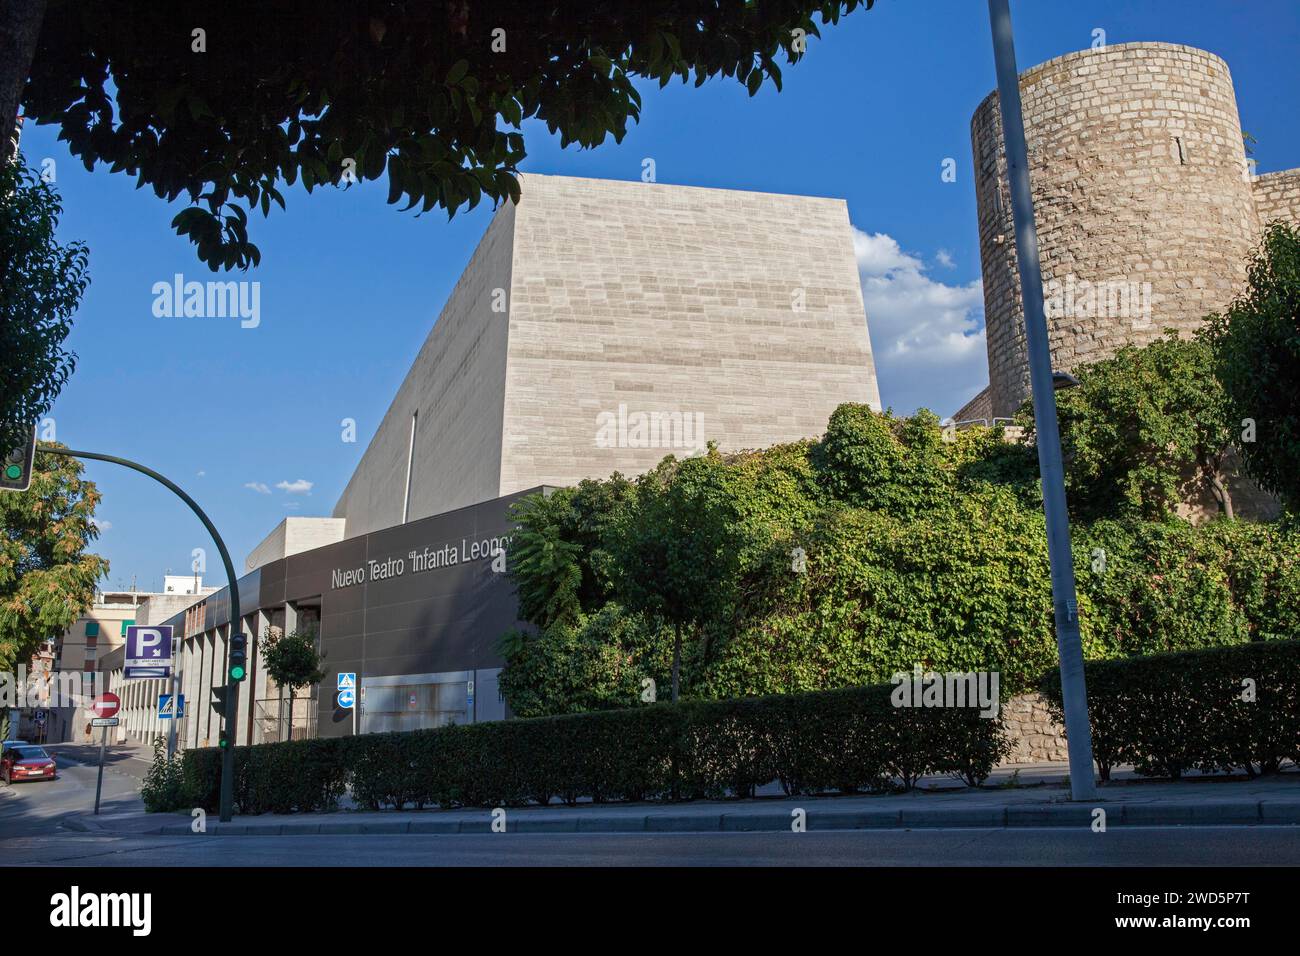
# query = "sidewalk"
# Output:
<box><xmin>66</xmin><ymin>768</ymin><xmax>1300</xmax><ymax>837</ymax></box>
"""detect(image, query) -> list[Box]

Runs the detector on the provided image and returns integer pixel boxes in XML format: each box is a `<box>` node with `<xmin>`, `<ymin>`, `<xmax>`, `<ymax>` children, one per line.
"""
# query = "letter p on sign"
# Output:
<box><xmin>136</xmin><ymin>627</ymin><xmax>164</xmax><ymax>659</ymax></box>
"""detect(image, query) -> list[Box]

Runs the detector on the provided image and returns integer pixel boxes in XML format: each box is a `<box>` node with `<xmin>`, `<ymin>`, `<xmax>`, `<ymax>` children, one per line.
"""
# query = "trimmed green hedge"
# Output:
<box><xmin>175</xmin><ymin>682</ymin><xmax>1009</xmax><ymax>813</ymax></box>
<box><xmin>1042</xmin><ymin>639</ymin><xmax>1300</xmax><ymax>781</ymax></box>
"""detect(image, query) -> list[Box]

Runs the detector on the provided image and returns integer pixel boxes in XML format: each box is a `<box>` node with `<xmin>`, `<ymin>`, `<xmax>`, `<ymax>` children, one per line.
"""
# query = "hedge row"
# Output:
<box><xmin>1042</xmin><ymin>639</ymin><xmax>1300</xmax><ymax>780</ymax></box>
<box><xmin>179</xmin><ymin>683</ymin><xmax>1010</xmax><ymax>814</ymax></box>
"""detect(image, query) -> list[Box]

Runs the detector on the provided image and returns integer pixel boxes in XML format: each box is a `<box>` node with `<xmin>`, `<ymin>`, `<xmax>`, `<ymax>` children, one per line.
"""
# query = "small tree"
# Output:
<box><xmin>1205</xmin><ymin>222</ymin><xmax>1300</xmax><ymax>511</ymax></box>
<box><xmin>0</xmin><ymin>446</ymin><xmax>107</xmax><ymax>675</ymax></box>
<box><xmin>611</xmin><ymin>450</ymin><xmax>743</xmax><ymax>701</ymax></box>
<box><xmin>259</xmin><ymin>625</ymin><xmax>325</xmax><ymax>741</ymax></box>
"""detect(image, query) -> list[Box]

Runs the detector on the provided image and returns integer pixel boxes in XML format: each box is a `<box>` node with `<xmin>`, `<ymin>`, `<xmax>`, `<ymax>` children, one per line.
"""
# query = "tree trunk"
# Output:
<box><xmin>0</xmin><ymin>0</ymin><xmax>46</xmax><ymax>153</ymax></box>
<box><xmin>671</xmin><ymin>621</ymin><xmax>682</xmax><ymax>703</ymax></box>
<box><xmin>1205</xmin><ymin>462</ymin><xmax>1235</xmax><ymax>520</ymax></box>
<box><xmin>287</xmin><ymin>687</ymin><xmax>295</xmax><ymax>741</ymax></box>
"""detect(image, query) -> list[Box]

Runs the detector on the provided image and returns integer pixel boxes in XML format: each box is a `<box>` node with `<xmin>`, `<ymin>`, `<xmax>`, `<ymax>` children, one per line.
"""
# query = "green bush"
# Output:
<box><xmin>1042</xmin><ymin>639</ymin><xmax>1300</xmax><ymax>780</ymax></box>
<box><xmin>170</xmin><ymin>681</ymin><xmax>1010</xmax><ymax>814</ymax></box>
<box><xmin>140</xmin><ymin>737</ymin><xmax>187</xmax><ymax>812</ymax></box>
<box><xmin>178</xmin><ymin>738</ymin><xmax>348</xmax><ymax>814</ymax></box>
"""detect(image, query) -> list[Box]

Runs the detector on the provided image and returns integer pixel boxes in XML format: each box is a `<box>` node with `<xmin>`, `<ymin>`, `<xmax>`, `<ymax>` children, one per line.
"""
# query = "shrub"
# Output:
<box><xmin>173</xmin><ymin>681</ymin><xmax>1010</xmax><ymax>814</ymax></box>
<box><xmin>140</xmin><ymin>737</ymin><xmax>187</xmax><ymax>812</ymax></box>
<box><xmin>1041</xmin><ymin>639</ymin><xmax>1300</xmax><ymax>780</ymax></box>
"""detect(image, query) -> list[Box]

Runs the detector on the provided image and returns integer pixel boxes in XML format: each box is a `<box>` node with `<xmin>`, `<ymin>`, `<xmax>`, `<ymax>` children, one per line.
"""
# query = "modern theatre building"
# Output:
<box><xmin>108</xmin><ymin>173</ymin><xmax>881</xmax><ymax>746</ymax></box>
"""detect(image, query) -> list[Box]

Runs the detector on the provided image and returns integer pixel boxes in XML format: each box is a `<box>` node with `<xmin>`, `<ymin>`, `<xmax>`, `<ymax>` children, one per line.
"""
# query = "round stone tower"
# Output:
<box><xmin>972</xmin><ymin>42</ymin><xmax>1260</xmax><ymax>417</ymax></box>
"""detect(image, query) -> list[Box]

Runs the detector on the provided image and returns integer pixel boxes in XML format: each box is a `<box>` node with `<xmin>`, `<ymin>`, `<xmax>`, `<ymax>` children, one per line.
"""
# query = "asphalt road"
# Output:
<box><xmin>3</xmin><ymin>826</ymin><xmax>1299</xmax><ymax>867</ymax></box>
<box><xmin>0</xmin><ymin>742</ymin><xmax>145</xmax><ymax>839</ymax></box>
<box><xmin>4</xmin><ymin>747</ymin><xmax>1300</xmax><ymax>866</ymax></box>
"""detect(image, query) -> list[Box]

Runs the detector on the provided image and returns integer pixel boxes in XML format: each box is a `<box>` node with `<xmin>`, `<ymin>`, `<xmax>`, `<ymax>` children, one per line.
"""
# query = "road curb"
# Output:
<box><xmin>117</xmin><ymin>797</ymin><xmax>1300</xmax><ymax>837</ymax></box>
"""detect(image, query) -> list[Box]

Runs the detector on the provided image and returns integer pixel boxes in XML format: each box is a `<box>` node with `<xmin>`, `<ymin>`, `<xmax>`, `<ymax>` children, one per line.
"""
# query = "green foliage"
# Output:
<box><xmin>1073</xmin><ymin>518</ymin><xmax>1254</xmax><ymax>659</ymax></box>
<box><xmin>0</xmin><ymin>158</ymin><xmax>89</xmax><ymax>454</ymax></box>
<box><xmin>813</xmin><ymin>405</ymin><xmax>953</xmax><ymax>516</ymax></box>
<box><xmin>0</xmin><ymin>447</ymin><xmax>109</xmax><ymax>674</ymax></box>
<box><xmin>182</xmin><ymin>680</ymin><xmax>1009</xmax><ymax>813</ymax></box>
<box><xmin>140</xmin><ymin>737</ymin><xmax>186</xmax><ymax>812</ymax></box>
<box><xmin>24</xmin><ymin>2</ymin><xmax>875</xmax><ymax>269</ymax></box>
<box><xmin>496</xmin><ymin>604</ymin><xmax>670</xmax><ymax>718</ymax></box>
<box><xmin>610</xmin><ymin>450</ymin><xmax>753</xmax><ymax>699</ymax></box>
<box><xmin>499</xmin><ymin>396</ymin><xmax>1300</xmax><ymax>719</ymax></box>
<box><xmin>1042</xmin><ymin>640</ymin><xmax>1300</xmax><ymax>780</ymax></box>
<box><xmin>1031</xmin><ymin>333</ymin><xmax>1236</xmax><ymax>521</ymax></box>
<box><xmin>505</xmin><ymin>492</ymin><xmax>584</xmax><ymax>630</ymax></box>
<box><xmin>259</xmin><ymin>625</ymin><xmax>325</xmax><ymax>695</ymax></box>
<box><xmin>1205</xmin><ymin>223</ymin><xmax>1300</xmax><ymax>510</ymax></box>
<box><xmin>701</xmin><ymin>485</ymin><xmax>1059</xmax><ymax>700</ymax></box>
<box><xmin>179</xmin><ymin>738</ymin><xmax>348</xmax><ymax>814</ymax></box>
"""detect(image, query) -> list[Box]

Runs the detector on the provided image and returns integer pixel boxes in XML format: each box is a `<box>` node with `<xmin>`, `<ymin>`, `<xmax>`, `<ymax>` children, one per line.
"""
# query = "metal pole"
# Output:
<box><xmin>986</xmin><ymin>0</ymin><xmax>1096</xmax><ymax>800</ymax></box>
<box><xmin>44</xmin><ymin>447</ymin><xmax>243</xmax><ymax>819</ymax></box>
<box><xmin>93</xmin><ymin>723</ymin><xmax>106</xmax><ymax>814</ymax></box>
<box><xmin>166</xmin><ymin>635</ymin><xmax>179</xmax><ymax>759</ymax></box>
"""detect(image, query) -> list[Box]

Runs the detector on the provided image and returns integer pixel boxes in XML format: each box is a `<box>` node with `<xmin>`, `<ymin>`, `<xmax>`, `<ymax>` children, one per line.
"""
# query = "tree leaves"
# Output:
<box><xmin>0</xmin><ymin>448</ymin><xmax>108</xmax><ymax>674</ymax></box>
<box><xmin>23</xmin><ymin>1</ymin><xmax>875</xmax><ymax>270</ymax></box>
<box><xmin>0</xmin><ymin>159</ymin><xmax>88</xmax><ymax>456</ymax></box>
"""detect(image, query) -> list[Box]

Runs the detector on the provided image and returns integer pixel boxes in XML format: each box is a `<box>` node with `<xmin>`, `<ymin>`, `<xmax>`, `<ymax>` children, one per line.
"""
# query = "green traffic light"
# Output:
<box><xmin>230</xmin><ymin>664</ymin><xmax>246</xmax><ymax>681</ymax></box>
<box><xmin>4</xmin><ymin>465</ymin><xmax>20</xmax><ymax>480</ymax></box>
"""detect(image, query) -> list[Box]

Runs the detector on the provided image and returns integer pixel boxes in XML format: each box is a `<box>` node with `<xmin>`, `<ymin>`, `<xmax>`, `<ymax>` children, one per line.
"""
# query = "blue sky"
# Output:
<box><xmin>19</xmin><ymin>0</ymin><xmax>1300</xmax><ymax>592</ymax></box>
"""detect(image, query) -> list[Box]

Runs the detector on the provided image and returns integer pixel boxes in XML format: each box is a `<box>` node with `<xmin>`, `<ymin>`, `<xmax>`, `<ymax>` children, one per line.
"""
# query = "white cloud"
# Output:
<box><xmin>244</xmin><ymin>482</ymin><xmax>271</xmax><ymax>494</ymax></box>
<box><xmin>90</xmin><ymin>518</ymin><xmax>112</xmax><ymax>532</ymax></box>
<box><xmin>935</xmin><ymin>249</ymin><xmax>955</xmax><ymax>269</ymax></box>
<box><xmin>196</xmin><ymin>470</ymin><xmax>206</xmax><ymax>478</ymax></box>
<box><xmin>852</xmin><ymin>227</ymin><xmax>988</xmax><ymax>417</ymax></box>
<box><xmin>276</xmin><ymin>479</ymin><xmax>314</xmax><ymax>495</ymax></box>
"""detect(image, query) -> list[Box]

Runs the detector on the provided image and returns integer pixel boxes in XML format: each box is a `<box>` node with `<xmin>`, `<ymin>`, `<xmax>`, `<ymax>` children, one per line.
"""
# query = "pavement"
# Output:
<box><xmin>61</xmin><ymin>766</ymin><xmax>1300</xmax><ymax>837</ymax></box>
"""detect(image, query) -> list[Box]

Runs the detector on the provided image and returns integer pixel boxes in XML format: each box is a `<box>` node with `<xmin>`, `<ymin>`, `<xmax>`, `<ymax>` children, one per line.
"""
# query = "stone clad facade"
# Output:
<box><xmin>969</xmin><ymin>42</ymin><xmax>1300</xmax><ymax>418</ymax></box>
<box><xmin>335</xmin><ymin>173</ymin><xmax>880</xmax><ymax>537</ymax></box>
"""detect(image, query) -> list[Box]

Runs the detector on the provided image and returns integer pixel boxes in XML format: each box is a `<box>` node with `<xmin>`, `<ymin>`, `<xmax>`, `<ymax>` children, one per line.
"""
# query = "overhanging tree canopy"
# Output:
<box><xmin>18</xmin><ymin>0</ymin><xmax>872</xmax><ymax>270</ymax></box>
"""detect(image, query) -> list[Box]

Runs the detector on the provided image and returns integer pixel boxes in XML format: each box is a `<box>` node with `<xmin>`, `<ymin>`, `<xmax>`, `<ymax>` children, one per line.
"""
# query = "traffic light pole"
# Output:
<box><xmin>986</xmin><ymin>0</ymin><xmax>1097</xmax><ymax>800</ymax></box>
<box><xmin>43</xmin><ymin>447</ymin><xmax>243</xmax><ymax>821</ymax></box>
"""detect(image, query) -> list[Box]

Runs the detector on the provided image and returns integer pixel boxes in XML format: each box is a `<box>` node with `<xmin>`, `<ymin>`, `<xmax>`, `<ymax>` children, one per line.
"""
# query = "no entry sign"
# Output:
<box><xmin>90</xmin><ymin>693</ymin><xmax>120</xmax><ymax>719</ymax></box>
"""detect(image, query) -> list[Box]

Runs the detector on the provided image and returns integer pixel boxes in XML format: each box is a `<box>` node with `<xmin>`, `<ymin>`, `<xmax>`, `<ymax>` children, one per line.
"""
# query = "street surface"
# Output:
<box><xmin>4</xmin><ymin>826</ymin><xmax>1300</xmax><ymax>866</ymax></box>
<box><xmin>4</xmin><ymin>742</ymin><xmax>1299</xmax><ymax>866</ymax></box>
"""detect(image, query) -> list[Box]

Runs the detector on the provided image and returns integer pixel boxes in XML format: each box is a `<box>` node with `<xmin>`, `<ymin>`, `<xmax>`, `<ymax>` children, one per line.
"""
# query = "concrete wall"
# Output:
<box><xmin>246</xmin><ymin>517</ymin><xmax>347</xmax><ymax>572</ymax></box>
<box><xmin>973</xmin><ymin>43</ymin><xmax>1261</xmax><ymax>417</ymax></box>
<box><xmin>332</xmin><ymin>201</ymin><xmax>517</xmax><ymax>537</ymax></box>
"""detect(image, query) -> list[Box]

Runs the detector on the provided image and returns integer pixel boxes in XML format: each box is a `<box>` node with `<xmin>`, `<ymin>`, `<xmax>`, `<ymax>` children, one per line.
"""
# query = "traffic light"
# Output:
<box><xmin>218</xmin><ymin>729</ymin><xmax>230</xmax><ymax>749</ymax></box>
<box><xmin>229</xmin><ymin>632</ymin><xmax>247</xmax><ymax>681</ymax></box>
<box><xmin>210</xmin><ymin>684</ymin><xmax>229</xmax><ymax>717</ymax></box>
<box><xmin>0</xmin><ymin>427</ymin><xmax>36</xmax><ymax>493</ymax></box>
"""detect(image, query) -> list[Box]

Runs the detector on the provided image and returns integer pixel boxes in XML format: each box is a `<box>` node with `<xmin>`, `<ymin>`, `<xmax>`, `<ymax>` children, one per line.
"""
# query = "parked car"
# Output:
<box><xmin>1</xmin><ymin>744</ymin><xmax>56</xmax><ymax>783</ymax></box>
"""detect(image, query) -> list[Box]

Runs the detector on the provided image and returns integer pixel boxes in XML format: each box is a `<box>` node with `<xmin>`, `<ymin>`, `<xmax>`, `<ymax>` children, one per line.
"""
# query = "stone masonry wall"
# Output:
<box><xmin>498</xmin><ymin>173</ymin><xmax>881</xmax><ymax>496</ymax></box>
<box><xmin>973</xmin><ymin>43</ymin><xmax>1261</xmax><ymax>417</ymax></box>
<box><xmin>1000</xmin><ymin>692</ymin><xmax>1070</xmax><ymax>765</ymax></box>
<box><xmin>1252</xmin><ymin>168</ymin><xmax>1300</xmax><ymax>230</ymax></box>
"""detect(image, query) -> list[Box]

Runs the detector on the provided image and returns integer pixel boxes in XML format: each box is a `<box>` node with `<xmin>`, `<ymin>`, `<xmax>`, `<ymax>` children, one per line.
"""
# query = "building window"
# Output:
<box><xmin>85</xmin><ymin>621</ymin><xmax>99</xmax><ymax>638</ymax></box>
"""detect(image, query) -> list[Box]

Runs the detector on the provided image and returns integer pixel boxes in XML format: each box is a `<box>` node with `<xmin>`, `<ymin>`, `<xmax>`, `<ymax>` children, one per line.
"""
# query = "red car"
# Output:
<box><xmin>1</xmin><ymin>744</ymin><xmax>56</xmax><ymax>783</ymax></box>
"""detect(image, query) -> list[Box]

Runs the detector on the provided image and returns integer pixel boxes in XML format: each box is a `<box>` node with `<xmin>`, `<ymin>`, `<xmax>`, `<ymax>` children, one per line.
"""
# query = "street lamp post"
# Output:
<box><xmin>44</xmin><ymin>447</ymin><xmax>244</xmax><ymax>820</ymax></box>
<box><xmin>986</xmin><ymin>0</ymin><xmax>1097</xmax><ymax>800</ymax></box>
